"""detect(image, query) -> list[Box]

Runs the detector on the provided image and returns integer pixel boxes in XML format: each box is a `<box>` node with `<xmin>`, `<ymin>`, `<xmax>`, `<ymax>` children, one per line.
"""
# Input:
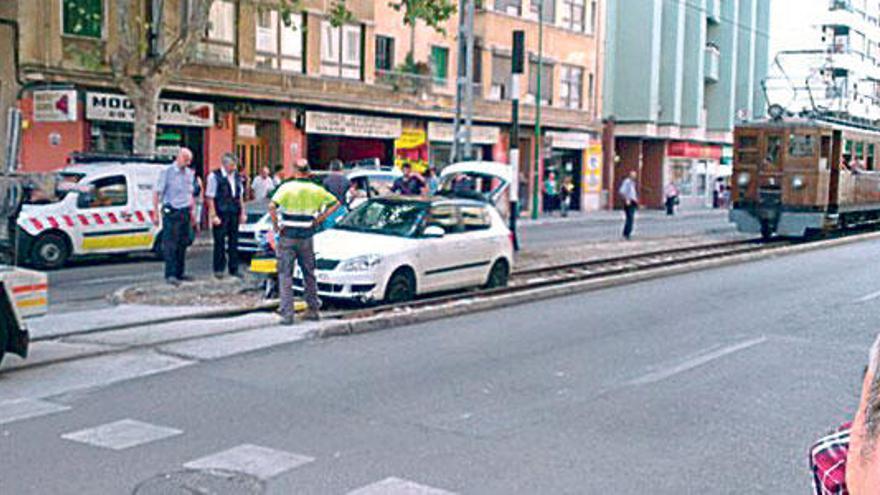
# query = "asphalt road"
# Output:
<box><xmin>46</xmin><ymin>209</ymin><xmax>735</xmax><ymax>313</ymax></box>
<box><xmin>4</xmin><ymin>234</ymin><xmax>877</xmax><ymax>493</ymax></box>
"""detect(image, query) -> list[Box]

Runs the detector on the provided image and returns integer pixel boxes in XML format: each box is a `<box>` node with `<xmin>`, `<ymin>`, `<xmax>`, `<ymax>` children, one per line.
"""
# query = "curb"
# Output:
<box><xmin>319</xmin><ymin>230</ymin><xmax>880</xmax><ymax>338</ymax></box>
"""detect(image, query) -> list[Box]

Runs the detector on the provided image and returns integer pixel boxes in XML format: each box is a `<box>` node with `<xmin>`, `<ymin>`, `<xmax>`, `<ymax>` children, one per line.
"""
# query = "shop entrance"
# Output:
<box><xmin>547</xmin><ymin>148</ymin><xmax>583</xmax><ymax>211</ymax></box>
<box><xmin>236</xmin><ymin>136</ymin><xmax>269</xmax><ymax>179</ymax></box>
<box><xmin>307</xmin><ymin>135</ymin><xmax>394</xmax><ymax>169</ymax></box>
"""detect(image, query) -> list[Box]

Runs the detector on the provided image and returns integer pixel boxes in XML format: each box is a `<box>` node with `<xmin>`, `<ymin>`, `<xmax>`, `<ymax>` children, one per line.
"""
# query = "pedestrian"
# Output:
<box><xmin>194</xmin><ymin>174</ymin><xmax>205</xmax><ymax>227</ymax></box>
<box><xmin>426</xmin><ymin>167</ymin><xmax>440</xmax><ymax>195</ymax></box>
<box><xmin>206</xmin><ymin>152</ymin><xmax>246</xmax><ymax>279</ymax></box>
<box><xmin>518</xmin><ymin>173</ymin><xmax>528</xmax><ymax>218</ymax></box>
<box><xmin>321</xmin><ymin>159</ymin><xmax>351</xmax><ymax>229</ymax></box>
<box><xmin>664</xmin><ymin>181</ymin><xmax>679</xmax><ymax>216</ymax></box>
<box><xmin>543</xmin><ymin>171</ymin><xmax>559</xmax><ymax>215</ymax></box>
<box><xmin>713</xmin><ymin>178</ymin><xmax>723</xmax><ymax>208</ymax></box>
<box><xmin>559</xmin><ymin>175</ymin><xmax>574</xmax><ymax>217</ymax></box>
<box><xmin>252</xmin><ymin>166</ymin><xmax>277</xmax><ymax>201</ymax></box>
<box><xmin>154</xmin><ymin>148</ymin><xmax>197</xmax><ymax>286</ymax></box>
<box><xmin>619</xmin><ymin>170</ymin><xmax>639</xmax><ymax>240</ymax></box>
<box><xmin>391</xmin><ymin>163</ymin><xmax>425</xmax><ymax>196</ymax></box>
<box><xmin>269</xmin><ymin>159</ymin><xmax>341</xmax><ymax>325</ymax></box>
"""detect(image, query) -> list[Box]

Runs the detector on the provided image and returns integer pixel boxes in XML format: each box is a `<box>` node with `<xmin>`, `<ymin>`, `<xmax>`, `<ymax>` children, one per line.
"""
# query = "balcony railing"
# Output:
<box><xmin>704</xmin><ymin>45</ymin><xmax>720</xmax><ymax>83</ymax></box>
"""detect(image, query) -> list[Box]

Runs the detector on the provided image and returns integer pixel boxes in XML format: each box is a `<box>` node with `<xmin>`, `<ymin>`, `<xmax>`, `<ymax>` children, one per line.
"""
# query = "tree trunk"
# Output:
<box><xmin>130</xmin><ymin>82</ymin><xmax>161</xmax><ymax>156</ymax></box>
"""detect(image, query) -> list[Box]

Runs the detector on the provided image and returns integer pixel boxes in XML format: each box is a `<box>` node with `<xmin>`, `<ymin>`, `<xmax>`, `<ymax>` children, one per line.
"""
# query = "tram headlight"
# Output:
<box><xmin>737</xmin><ymin>172</ymin><xmax>751</xmax><ymax>187</ymax></box>
<box><xmin>791</xmin><ymin>175</ymin><xmax>805</xmax><ymax>190</ymax></box>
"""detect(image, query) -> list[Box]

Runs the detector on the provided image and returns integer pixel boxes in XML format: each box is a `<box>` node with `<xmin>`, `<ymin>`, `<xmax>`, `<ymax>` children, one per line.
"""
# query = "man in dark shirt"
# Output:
<box><xmin>392</xmin><ymin>164</ymin><xmax>425</xmax><ymax>196</ymax></box>
<box><xmin>321</xmin><ymin>159</ymin><xmax>351</xmax><ymax>204</ymax></box>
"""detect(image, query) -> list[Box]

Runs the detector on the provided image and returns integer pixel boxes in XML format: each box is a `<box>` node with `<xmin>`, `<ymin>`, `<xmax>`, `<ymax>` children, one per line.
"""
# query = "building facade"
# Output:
<box><xmin>603</xmin><ymin>0</ymin><xmax>771</xmax><ymax>208</ymax></box>
<box><xmin>3</xmin><ymin>0</ymin><xmax>605</xmax><ymax>213</ymax></box>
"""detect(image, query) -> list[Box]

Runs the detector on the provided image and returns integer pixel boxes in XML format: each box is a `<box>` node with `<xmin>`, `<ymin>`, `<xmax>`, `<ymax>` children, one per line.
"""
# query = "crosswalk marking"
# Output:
<box><xmin>61</xmin><ymin>419</ymin><xmax>182</xmax><ymax>450</ymax></box>
<box><xmin>347</xmin><ymin>477</ymin><xmax>458</xmax><ymax>495</ymax></box>
<box><xmin>183</xmin><ymin>444</ymin><xmax>314</xmax><ymax>480</ymax></box>
<box><xmin>0</xmin><ymin>398</ymin><xmax>70</xmax><ymax>425</ymax></box>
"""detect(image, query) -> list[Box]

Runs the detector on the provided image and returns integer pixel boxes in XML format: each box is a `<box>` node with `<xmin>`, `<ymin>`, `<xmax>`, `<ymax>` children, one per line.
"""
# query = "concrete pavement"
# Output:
<box><xmin>0</xmin><ymin>235</ymin><xmax>876</xmax><ymax>493</ymax></box>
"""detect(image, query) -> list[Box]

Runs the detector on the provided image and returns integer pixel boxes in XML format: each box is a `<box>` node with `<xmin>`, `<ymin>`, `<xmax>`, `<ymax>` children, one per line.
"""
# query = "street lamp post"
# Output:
<box><xmin>531</xmin><ymin>0</ymin><xmax>544</xmax><ymax>220</ymax></box>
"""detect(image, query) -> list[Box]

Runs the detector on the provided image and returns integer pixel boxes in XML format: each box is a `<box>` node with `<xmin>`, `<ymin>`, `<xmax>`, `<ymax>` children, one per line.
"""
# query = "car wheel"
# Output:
<box><xmin>31</xmin><ymin>233</ymin><xmax>69</xmax><ymax>270</ymax></box>
<box><xmin>485</xmin><ymin>259</ymin><xmax>510</xmax><ymax>289</ymax></box>
<box><xmin>384</xmin><ymin>268</ymin><xmax>415</xmax><ymax>304</ymax></box>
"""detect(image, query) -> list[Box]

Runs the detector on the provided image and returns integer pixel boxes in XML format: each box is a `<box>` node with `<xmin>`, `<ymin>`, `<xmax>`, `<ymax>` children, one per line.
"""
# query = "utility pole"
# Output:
<box><xmin>509</xmin><ymin>30</ymin><xmax>524</xmax><ymax>251</ymax></box>
<box><xmin>531</xmin><ymin>0</ymin><xmax>544</xmax><ymax>220</ymax></box>
<box><xmin>452</xmin><ymin>0</ymin><xmax>475</xmax><ymax>162</ymax></box>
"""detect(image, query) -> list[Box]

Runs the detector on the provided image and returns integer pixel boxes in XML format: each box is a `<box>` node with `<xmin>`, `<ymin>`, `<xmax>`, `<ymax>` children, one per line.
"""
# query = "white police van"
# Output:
<box><xmin>16</xmin><ymin>155</ymin><xmax>170</xmax><ymax>269</ymax></box>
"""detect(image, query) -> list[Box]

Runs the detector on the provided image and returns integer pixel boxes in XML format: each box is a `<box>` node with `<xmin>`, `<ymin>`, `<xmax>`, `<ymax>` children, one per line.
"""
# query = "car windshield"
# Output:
<box><xmin>336</xmin><ymin>199</ymin><xmax>428</xmax><ymax>237</ymax></box>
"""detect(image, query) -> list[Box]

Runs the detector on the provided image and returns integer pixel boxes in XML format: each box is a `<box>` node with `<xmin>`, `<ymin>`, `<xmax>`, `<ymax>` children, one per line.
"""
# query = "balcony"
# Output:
<box><xmin>706</xmin><ymin>0</ymin><xmax>721</xmax><ymax>24</ymax></box>
<box><xmin>704</xmin><ymin>44</ymin><xmax>720</xmax><ymax>83</ymax></box>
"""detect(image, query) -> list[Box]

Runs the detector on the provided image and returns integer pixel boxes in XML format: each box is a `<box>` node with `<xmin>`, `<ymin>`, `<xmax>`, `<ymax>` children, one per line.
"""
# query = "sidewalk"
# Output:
<box><xmin>518</xmin><ymin>206</ymin><xmax>728</xmax><ymax>227</ymax></box>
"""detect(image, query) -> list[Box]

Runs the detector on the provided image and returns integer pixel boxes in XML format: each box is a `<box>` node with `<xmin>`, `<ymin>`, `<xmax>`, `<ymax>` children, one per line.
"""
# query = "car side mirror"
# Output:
<box><xmin>423</xmin><ymin>225</ymin><xmax>445</xmax><ymax>238</ymax></box>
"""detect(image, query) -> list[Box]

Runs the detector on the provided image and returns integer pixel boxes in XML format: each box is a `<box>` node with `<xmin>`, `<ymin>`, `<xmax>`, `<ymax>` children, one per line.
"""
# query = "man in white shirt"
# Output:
<box><xmin>252</xmin><ymin>166</ymin><xmax>277</xmax><ymax>200</ymax></box>
<box><xmin>619</xmin><ymin>170</ymin><xmax>639</xmax><ymax>240</ymax></box>
<box><xmin>206</xmin><ymin>153</ymin><xmax>246</xmax><ymax>278</ymax></box>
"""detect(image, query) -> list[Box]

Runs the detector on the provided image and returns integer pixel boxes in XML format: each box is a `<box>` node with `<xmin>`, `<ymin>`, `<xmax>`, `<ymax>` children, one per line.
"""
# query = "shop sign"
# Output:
<box><xmin>427</xmin><ymin>122</ymin><xmax>500</xmax><ymax>145</ymax></box>
<box><xmin>667</xmin><ymin>141</ymin><xmax>722</xmax><ymax>160</ymax></box>
<box><xmin>395</xmin><ymin>129</ymin><xmax>429</xmax><ymax>173</ymax></box>
<box><xmin>721</xmin><ymin>145</ymin><xmax>733</xmax><ymax>165</ymax></box>
<box><xmin>85</xmin><ymin>92</ymin><xmax>214</xmax><ymax>127</ymax></box>
<box><xmin>585</xmin><ymin>145</ymin><xmax>603</xmax><ymax>193</ymax></box>
<box><xmin>546</xmin><ymin>131</ymin><xmax>592</xmax><ymax>150</ymax></box>
<box><xmin>33</xmin><ymin>90</ymin><xmax>78</xmax><ymax>122</ymax></box>
<box><xmin>305</xmin><ymin>111</ymin><xmax>402</xmax><ymax>139</ymax></box>
<box><xmin>237</xmin><ymin>123</ymin><xmax>257</xmax><ymax>138</ymax></box>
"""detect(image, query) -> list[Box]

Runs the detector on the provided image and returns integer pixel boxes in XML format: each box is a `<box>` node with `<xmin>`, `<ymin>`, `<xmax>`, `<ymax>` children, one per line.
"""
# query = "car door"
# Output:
<box><xmin>75</xmin><ymin>173</ymin><xmax>150</xmax><ymax>253</ymax></box>
<box><xmin>456</xmin><ymin>204</ymin><xmax>498</xmax><ymax>286</ymax></box>
<box><xmin>415</xmin><ymin>203</ymin><xmax>463</xmax><ymax>293</ymax></box>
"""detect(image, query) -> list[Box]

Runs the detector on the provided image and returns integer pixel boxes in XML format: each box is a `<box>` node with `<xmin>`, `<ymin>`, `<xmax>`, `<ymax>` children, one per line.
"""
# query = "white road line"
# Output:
<box><xmin>858</xmin><ymin>290</ymin><xmax>880</xmax><ymax>303</ymax></box>
<box><xmin>626</xmin><ymin>336</ymin><xmax>768</xmax><ymax>387</ymax></box>
<box><xmin>0</xmin><ymin>399</ymin><xmax>70</xmax><ymax>425</ymax></box>
<box><xmin>61</xmin><ymin>419</ymin><xmax>182</xmax><ymax>450</ymax></box>
<box><xmin>347</xmin><ymin>477</ymin><xmax>458</xmax><ymax>495</ymax></box>
<box><xmin>183</xmin><ymin>444</ymin><xmax>314</xmax><ymax>480</ymax></box>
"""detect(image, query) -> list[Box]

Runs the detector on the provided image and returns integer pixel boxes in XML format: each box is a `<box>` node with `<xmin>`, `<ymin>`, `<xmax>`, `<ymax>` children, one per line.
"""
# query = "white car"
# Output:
<box><xmin>439</xmin><ymin>161</ymin><xmax>513</xmax><ymax>221</ymax></box>
<box><xmin>293</xmin><ymin>196</ymin><xmax>514</xmax><ymax>303</ymax></box>
<box><xmin>238</xmin><ymin>167</ymin><xmax>403</xmax><ymax>256</ymax></box>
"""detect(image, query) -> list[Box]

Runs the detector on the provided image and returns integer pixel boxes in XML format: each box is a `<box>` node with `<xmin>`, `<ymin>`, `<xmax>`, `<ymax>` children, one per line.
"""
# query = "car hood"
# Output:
<box><xmin>314</xmin><ymin>228</ymin><xmax>414</xmax><ymax>261</ymax></box>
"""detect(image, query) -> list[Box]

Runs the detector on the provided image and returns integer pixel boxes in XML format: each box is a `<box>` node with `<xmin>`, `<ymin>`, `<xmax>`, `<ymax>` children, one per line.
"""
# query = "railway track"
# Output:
<box><xmin>330</xmin><ymin>237</ymin><xmax>794</xmax><ymax>321</ymax></box>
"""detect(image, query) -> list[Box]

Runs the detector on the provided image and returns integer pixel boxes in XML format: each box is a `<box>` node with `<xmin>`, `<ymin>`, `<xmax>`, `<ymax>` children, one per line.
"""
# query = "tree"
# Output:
<box><xmin>389</xmin><ymin>0</ymin><xmax>457</xmax><ymax>65</ymax></box>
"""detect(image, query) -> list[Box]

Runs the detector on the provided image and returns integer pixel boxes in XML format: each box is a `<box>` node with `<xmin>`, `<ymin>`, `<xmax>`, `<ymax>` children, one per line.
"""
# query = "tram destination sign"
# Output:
<box><xmin>85</xmin><ymin>92</ymin><xmax>214</xmax><ymax>127</ymax></box>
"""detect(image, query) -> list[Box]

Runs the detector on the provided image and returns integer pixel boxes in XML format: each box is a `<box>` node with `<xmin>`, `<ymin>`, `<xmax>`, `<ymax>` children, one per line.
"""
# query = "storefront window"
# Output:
<box><xmin>62</xmin><ymin>0</ymin><xmax>104</xmax><ymax>38</ymax></box>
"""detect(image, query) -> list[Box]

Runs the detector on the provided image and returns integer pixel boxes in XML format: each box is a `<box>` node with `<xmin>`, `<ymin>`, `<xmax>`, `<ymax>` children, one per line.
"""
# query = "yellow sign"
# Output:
<box><xmin>395</xmin><ymin>128</ymin><xmax>429</xmax><ymax>173</ymax></box>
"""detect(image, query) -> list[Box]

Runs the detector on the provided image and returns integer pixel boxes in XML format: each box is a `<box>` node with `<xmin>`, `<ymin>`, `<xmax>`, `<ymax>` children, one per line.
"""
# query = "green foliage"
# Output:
<box><xmin>328</xmin><ymin>0</ymin><xmax>354</xmax><ymax>28</ymax></box>
<box><xmin>388</xmin><ymin>0</ymin><xmax>457</xmax><ymax>36</ymax></box>
<box><xmin>279</xmin><ymin>0</ymin><xmax>302</xmax><ymax>28</ymax></box>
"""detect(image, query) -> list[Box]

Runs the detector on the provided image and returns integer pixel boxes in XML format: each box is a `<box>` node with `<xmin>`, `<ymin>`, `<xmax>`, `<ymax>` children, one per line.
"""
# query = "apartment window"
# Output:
<box><xmin>528</xmin><ymin>58</ymin><xmax>554</xmax><ymax>104</ymax></box>
<box><xmin>376</xmin><ymin>36</ymin><xmax>395</xmax><ymax>72</ymax></box>
<box><xmin>529</xmin><ymin>0</ymin><xmax>555</xmax><ymax>21</ymax></box>
<box><xmin>560</xmin><ymin>65</ymin><xmax>583</xmax><ymax>109</ymax></box>
<box><xmin>494</xmin><ymin>0</ymin><xmax>522</xmax><ymax>16</ymax></box>
<box><xmin>588</xmin><ymin>1</ymin><xmax>597</xmax><ymax>34</ymax></box>
<box><xmin>431</xmin><ymin>46</ymin><xmax>450</xmax><ymax>82</ymax></box>
<box><xmin>198</xmin><ymin>0</ymin><xmax>236</xmax><ymax>64</ymax></box>
<box><xmin>62</xmin><ymin>0</ymin><xmax>104</xmax><ymax>38</ymax></box>
<box><xmin>255</xmin><ymin>9</ymin><xmax>304</xmax><ymax>72</ymax></box>
<box><xmin>587</xmin><ymin>72</ymin><xmax>595</xmax><ymax>104</ymax></box>
<box><xmin>490</xmin><ymin>53</ymin><xmax>512</xmax><ymax>100</ymax></box>
<box><xmin>561</xmin><ymin>0</ymin><xmax>586</xmax><ymax>32</ymax></box>
<box><xmin>321</xmin><ymin>21</ymin><xmax>362</xmax><ymax>80</ymax></box>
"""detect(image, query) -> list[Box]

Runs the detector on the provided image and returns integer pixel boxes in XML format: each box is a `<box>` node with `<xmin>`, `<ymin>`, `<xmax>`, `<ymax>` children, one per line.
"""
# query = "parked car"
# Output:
<box><xmin>292</xmin><ymin>195</ymin><xmax>514</xmax><ymax>304</ymax></box>
<box><xmin>238</xmin><ymin>167</ymin><xmax>403</xmax><ymax>257</ymax></box>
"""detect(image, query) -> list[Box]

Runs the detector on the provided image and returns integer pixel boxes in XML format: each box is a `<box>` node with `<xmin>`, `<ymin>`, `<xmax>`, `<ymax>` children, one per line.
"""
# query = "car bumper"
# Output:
<box><xmin>293</xmin><ymin>269</ymin><xmax>384</xmax><ymax>302</ymax></box>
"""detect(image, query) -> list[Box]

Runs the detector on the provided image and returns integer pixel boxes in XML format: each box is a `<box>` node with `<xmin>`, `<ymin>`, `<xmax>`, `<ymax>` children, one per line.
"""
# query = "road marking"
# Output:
<box><xmin>61</xmin><ymin>419</ymin><xmax>182</xmax><ymax>450</ymax></box>
<box><xmin>626</xmin><ymin>336</ymin><xmax>767</xmax><ymax>387</ymax></box>
<box><xmin>858</xmin><ymin>290</ymin><xmax>880</xmax><ymax>303</ymax></box>
<box><xmin>347</xmin><ymin>477</ymin><xmax>458</xmax><ymax>495</ymax></box>
<box><xmin>183</xmin><ymin>444</ymin><xmax>314</xmax><ymax>480</ymax></box>
<box><xmin>0</xmin><ymin>399</ymin><xmax>70</xmax><ymax>425</ymax></box>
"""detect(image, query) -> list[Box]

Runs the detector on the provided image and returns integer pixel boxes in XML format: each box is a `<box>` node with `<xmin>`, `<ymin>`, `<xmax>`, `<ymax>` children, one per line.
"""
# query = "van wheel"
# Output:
<box><xmin>31</xmin><ymin>233</ymin><xmax>69</xmax><ymax>270</ymax></box>
<box><xmin>485</xmin><ymin>259</ymin><xmax>510</xmax><ymax>289</ymax></box>
<box><xmin>384</xmin><ymin>268</ymin><xmax>415</xmax><ymax>304</ymax></box>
